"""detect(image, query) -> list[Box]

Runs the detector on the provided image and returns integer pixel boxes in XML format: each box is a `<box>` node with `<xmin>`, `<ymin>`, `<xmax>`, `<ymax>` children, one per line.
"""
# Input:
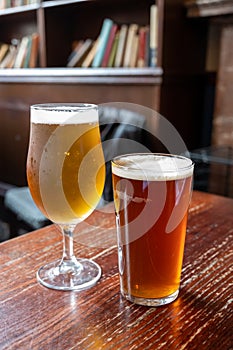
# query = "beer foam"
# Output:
<box><xmin>31</xmin><ymin>104</ymin><xmax>98</xmax><ymax>124</ymax></box>
<box><xmin>112</xmin><ymin>154</ymin><xmax>194</xmax><ymax>181</ymax></box>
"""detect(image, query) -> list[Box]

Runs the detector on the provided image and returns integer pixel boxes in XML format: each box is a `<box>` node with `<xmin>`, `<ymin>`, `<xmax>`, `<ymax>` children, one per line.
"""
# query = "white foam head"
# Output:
<box><xmin>112</xmin><ymin>154</ymin><xmax>194</xmax><ymax>181</ymax></box>
<box><xmin>31</xmin><ymin>103</ymin><xmax>98</xmax><ymax>124</ymax></box>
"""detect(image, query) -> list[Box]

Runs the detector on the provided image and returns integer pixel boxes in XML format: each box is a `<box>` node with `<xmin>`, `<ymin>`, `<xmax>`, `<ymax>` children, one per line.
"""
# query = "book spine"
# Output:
<box><xmin>149</xmin><ymin>4</ymin><xmax>158</xmax><ymax>67</ymax></box>
<box><xmin>67</xmin><ymin>40</ymin><xmax>84</xmax><ymax>65</ymax></box>
<box><xmin>101</xmin><ymin>24</ymin><xmax>118</xmax><ymax>68</ymax></box>
<box><xmin>114</xmin><ymin>24</ymin><xmax>128</xmax><ymax>68</ymax></box>
<box><xmin>92</xmin><ymin>18</ymin><xmax>113</xmax><ymax>68</ymax></box>
<box><xmin>137</xmin><ymin>26</ymin><xmax>146</xmax><ymax>67</ymax></box>
<box><xmin>144</xmin><ymin>26</ymin><xmax>150</xmax><ymax>67</ymax></box>
<box><xmin>14</xmin><ymin>36</ymin><xmax>29</xmax><ymax>68</ymax></box>
<box><xmin>6</xmin><ymin>46</ymin><xmax>17</xmax><ymax>68</ymax></box>
<box><xmin>0</xmin><ymin>45</ymin><xmax>15</xmax><ymax>68</ymax></box>
<box><xmin>81</xmin><ymin>38</ymin><xmax>99</xmax><ymax>68</ymax></box>
<box><xmin>129</xmin><ymin>33</ymin><xmax>139</xmax><ymax>68</ymax></box>
<box><xmin>0</xmin><ymin>43</ymin><xmax>9</xmax><ymax>62</ymax></box>
<box><xmin>29</xmin><ymin>33</ymin><xmax>39</xmax><ymax>68</ymax></box>
<box><xmin>74</xmin><ymin>39</ymin><xmax>93</xmax><ymax>67</ymax></box>
<box><xmin>123</xmin><ymin>24</ymin><xmax>138</xmax><ymax>68</ymax></box>
<box><xmin>23</xmin><ymin>35</ymin><xmax>32</xmax><ymax>68</ymax></box>
<box><xmin>5</xmin><ymin>0</ymin><xmax>11</xmax><ymax>8</ymax></box>
<box><xmin>107</xmin><ymin>32</ymin><xmax>119</xmax><ymax>67</ymax></box>
<box><xmin>67</xmin><ymin>39</ymin><xmax>93</xmax><ymax>68</ymax></box>
<box><xmin>0</xmin><ymin>0</ymin><xmax>6</xmax><ymax>9</ymax></box>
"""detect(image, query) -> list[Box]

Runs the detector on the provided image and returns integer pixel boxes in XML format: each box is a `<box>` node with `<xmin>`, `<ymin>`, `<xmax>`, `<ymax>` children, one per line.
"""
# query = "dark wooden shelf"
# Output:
<box><xmin>42</xmin><ymin>0</ymin><xmax>150</xmax><ymax>7</ymax></box>
<box><xmin>0</xmin><ymin>67</ymin><xmax>163</xmax><ymax>84</ymax></box>
<box><xmin>0</xmin><ymin>0</ymin><xmax>154</xmax><ymax>14</ymax></box>
<box><xmin>0</xmin><ymin>3</ymin><xmax>40</xmax><ymax>16</ymax></box>
<box><xmin>41</xmin><ymin>0</ymin><xmax>93</xmax><ymax>8</ymax></box>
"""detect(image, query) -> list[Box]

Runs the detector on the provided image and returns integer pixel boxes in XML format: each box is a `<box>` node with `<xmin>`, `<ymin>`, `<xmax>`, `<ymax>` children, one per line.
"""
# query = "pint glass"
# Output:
<box><xmin>112</xmin><ymin>153</ymin><xmax>194</xmax><ymax>306</ymax></box>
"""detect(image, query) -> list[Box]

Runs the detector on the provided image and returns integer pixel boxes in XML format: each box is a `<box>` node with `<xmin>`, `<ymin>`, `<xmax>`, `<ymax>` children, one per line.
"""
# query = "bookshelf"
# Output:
<box><xmin>0</xmin><ymin>0</ymin><xmax>209</xmax><ymax>188</ymax></box>
<box><xmin>0</xmin><ymin>0</ymin><xmax>164</xmax><ymax>69</ymax></box>
<box><xmin>0</xmin><ymin>0</ymin><xmax>164</xmax><ymax>187</ymax></box>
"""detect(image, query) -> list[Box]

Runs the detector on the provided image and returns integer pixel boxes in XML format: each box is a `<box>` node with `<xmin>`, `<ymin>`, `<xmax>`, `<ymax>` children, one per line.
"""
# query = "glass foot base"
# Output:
<box><xmin>37</xmin><ymin>258</ymin><xmax>101</xmax><ymax>291</ymax></box>
<box><xmin>123</xmin><ymin>289</ymin><xmax>179</xmax><ymax>307</ymax></box>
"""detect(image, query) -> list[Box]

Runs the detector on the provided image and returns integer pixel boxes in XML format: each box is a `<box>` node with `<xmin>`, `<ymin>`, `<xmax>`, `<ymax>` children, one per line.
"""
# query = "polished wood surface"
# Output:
<box><xmin>0</xmin><ymin>191</ymin><xmax>232</xmax><ymax>349</ymax></box>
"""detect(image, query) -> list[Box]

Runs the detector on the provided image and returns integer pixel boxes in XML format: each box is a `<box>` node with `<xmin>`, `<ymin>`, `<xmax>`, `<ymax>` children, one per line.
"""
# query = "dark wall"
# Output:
<box><xmin>160</xmin><ymin>0</ymin><xmax>209</xmax><ymax>150</ymax></box>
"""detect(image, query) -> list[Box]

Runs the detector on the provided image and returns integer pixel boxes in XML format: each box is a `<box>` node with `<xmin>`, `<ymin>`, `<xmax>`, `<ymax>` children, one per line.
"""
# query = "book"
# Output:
<box><xmin>107</xmin><ymin>32</ymin><xmax>119</xmax><ymax>67</ymax></box>
<box><xmin>23</xmin><ymin>35</ymin><xmax>32</xmax><ymax>68</ymax></box>
<box><xmin>67</xmin><ymin>40</ymin><xmax>84</xmax><ymax>65</ymax></box>
<box><xmin>2</xmin><ymin>0</ymin><xmax>11</xmax><ymax>9</ymax></box>
<box><xmin>0</xmin><ymin>0</ymin><xmax>6</xmax><ymax>9</ymax></box>
<box><xmin>81</xmin><ymin>37</ymin><xmax>99</xmax><ymax>68</ymax></box>
<box><xmin>101</xmin><ymin>24</ymin><xmax>118</xmax><ymax>68</ymax></box>
<box><xmin>28</xmin><ymin>0</ymin><xmax>39</xmax><ymax>4</ymax></box>
<box><xmin>144</xmin><ymin>26</ymin><xmax>150</xmax><ymax>67</ymax></box>
<box><xmin>67</xmin><ymin>39</ymin><xmax>93</xmax><ymax>67</ymax></box>
<box><xmin>14</xmin><ymin>0</ymin><xmax>23</xmax><ymax>6</ymax></box>
<box><xmin>129</xmin><ymin>33</ymin><xmax>139</xmax><ymax>67</ymax></box>
<box><xmin>123</xmin><ymin>24</ymin><xmax>138</xmax><ymax>67</ymax></box>
<box><xmin>149</xmin><ymin>4</ymin><xmax>158</xmax><ymax>67</ymax></box>
<box><xmin>29</xmin><ymin>32</ymin><xmax>39</xmax><ymax>68</ymax></box>
<box><xmin>137</xmin><ymin>26</ymin><xmax>147</xmax><ymax>67</ymax></box>
<box><xmin>75</xmin><ymin>40</ymin><xmax>93</xmax><ymax>67</ymax></box>
<box><xmin>6</xmin><ymin>45</ymin><xmax>18</xmax><ymax>68</ymax></box>
<box><xmin>0</xmin><ymin>43</ymin><xmax>9</xmax><ymax>63</ymax></box>
<box><xmin>0</xmin><ymin>45</ymin><xmax>16</xmax><ymax>68</ymax></box>
<box><xmin>92</xmin><ymin>18</ymin><xmax>113</xmax><ymax>68</ymax></box>
<box><xmin>14</xmin><ymin>36</ymin><xmax>29</xmax><ymax>68</ymax></box>
<box><xmin>114</xmin><ymin>24</ymin><xmax>127</xmax><ymax>68</ymax></box>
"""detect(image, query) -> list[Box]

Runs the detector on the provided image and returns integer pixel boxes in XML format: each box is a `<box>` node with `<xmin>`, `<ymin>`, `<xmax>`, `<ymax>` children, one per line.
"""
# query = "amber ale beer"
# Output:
<box><xmin>27</xmin><ymin>104</ymin><xmax>105</xmax><ymax>225</ymax></box>
<box><xmin>112</xmin><ymin>153</ymin><xmax>194</xmax><ymax>306</ymax></box>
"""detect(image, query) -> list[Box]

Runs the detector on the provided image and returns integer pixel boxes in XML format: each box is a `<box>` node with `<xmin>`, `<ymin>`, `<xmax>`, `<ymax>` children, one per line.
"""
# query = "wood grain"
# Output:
<box><xmin>0</xmin><ymin>191</ymin><xmax>232</xmax><ymax>349</ymax></box>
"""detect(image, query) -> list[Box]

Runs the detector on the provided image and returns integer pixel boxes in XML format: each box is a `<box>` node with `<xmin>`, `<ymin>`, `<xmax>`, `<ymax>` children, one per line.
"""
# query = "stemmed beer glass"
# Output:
<box><xmin>27</xmin><ymin>103</ymin><xmax>105</xmax><ymax>291</ymax></box>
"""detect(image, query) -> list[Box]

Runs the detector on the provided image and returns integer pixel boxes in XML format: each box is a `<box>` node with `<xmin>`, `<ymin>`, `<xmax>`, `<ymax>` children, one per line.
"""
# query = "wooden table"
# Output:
<box><xmin>0</xmin><ymin>191</ymin><xmax>232</xmax><ymax>349</ymax></box>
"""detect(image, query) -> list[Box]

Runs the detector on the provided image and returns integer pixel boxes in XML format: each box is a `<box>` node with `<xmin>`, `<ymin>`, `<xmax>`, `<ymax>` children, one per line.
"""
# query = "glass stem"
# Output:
<box><xmin>60</xmin><ymin>224</ymin><xmax>81</xmax><ymax>270</ymax></box>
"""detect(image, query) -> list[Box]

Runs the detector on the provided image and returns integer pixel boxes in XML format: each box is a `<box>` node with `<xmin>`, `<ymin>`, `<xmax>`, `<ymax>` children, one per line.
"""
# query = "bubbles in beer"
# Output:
<box><xmin>112</xmin><ymin>154</ymin><xmax>194</xmax><ymax>302</ymax></box>
<box><xmin>27</xmin><ymin>104</ymin><xmax>105</xmax><ymax>224</ymax></box>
